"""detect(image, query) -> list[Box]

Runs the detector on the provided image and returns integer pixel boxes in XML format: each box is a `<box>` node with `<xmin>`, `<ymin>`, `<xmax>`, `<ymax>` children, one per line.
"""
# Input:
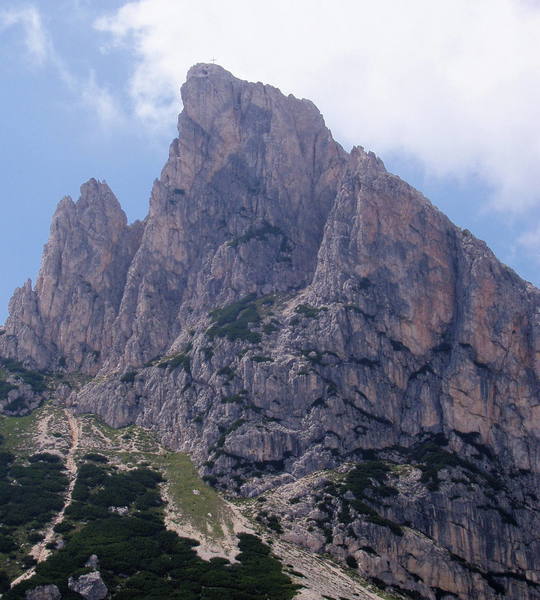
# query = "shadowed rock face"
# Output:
<box><xmin>1</xmin><ymin>64</ymin><xmax>539</xmax><ymax>599</ymax></box>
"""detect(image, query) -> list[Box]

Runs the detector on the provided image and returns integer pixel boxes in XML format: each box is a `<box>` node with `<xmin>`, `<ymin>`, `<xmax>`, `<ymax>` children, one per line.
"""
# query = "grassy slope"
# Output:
<box><xmin>76</xmin><ymin>413</ymin><xmax>234</xmax><ymax>541</ymax></box>
<box><xmin>0</xmin><ymin>403</ymin><xmax>386</xmax><ymax>600</ymax></box>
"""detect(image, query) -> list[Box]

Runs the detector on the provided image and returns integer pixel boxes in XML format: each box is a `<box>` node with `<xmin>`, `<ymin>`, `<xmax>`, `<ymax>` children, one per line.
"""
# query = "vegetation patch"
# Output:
<box><xmin>0</xmin><ymin>359</ymin><xmax>47</xmax><ymax>394</ymax></box>
<box><xmin>0</xmin><ymin>448</ymin><xmax>68</xmax><ymax>578</ymax></box>
<box><xmin>256</xmin><ymin>511</ymin><xmax>284</xmax><ymax>534</ymax></box>
<box><xmin>119</xmin><ymin>371</ymin><xmax>137</xmax><ymax>384</ymax></box>
<box><xmin>207</xmin><ymin>294</ymin><xmax>262</xmax><ymax>343</ymax></box>
<box><xmin>251</xmin><ymin>355</ymin><xmax>274</xmax><ymax>363</ymax></box>
<box><xmin>263</xmin><ymin>320</ymin><xmax>280</xmax><ymax>335</ymax></box>
<box><xmin>400</xmin><ymin>435</ymin><xmax>503</xmax><ymax>491</ymax></box>
<box><xmin>295</xmin><ymin>304</ymin><xmax>327</xmax><ymax>319</ymax></box>
<box><xmin>227</xmin><ymin>221</ymin><xmax>284</xmax><ymax>248</ymax></box>
<box><xmin>217</xmin><ymin>365</ymin><xmax>237</xmax><ymax>381</ymax></box>
<box><xmin>156</xmin><ymin>452</ymin><xmax>232</xmax><ymax>539</ymax></box>
<box><xmin>325</xmin><ymin>460</ymin><xmax>403</xmax><ymax>537</ymax></box>
<box><xmin>346</xmin><ymin>461</ymin><xmax>399</xmax><ymax>499</ymax></box>
<box><xmin>8</xmin><ymin>453</ymin><xmax>297</xmax><ymax>600</ymax></box>
<box><xmin>156</xmin><ymin>352</ymin><xmax>191</xmax><ymax>374</ymax></box>
<box><xmin>0</xmin><ymin>381</ymin><xmax>16</xmax><ymax>401</ymax></box>
<box><xmin>0</xmin><ymin>407</ymin><xmax>52</xmax><ymax>457</ymax></box>
<box><xmin>301</xmin><ymin>350</ymin><xmax>326</xmax><ymax>367</ymax></box>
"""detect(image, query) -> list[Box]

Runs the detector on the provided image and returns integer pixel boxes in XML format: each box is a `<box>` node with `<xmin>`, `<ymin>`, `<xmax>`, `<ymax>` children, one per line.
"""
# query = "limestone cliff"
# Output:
<box><xmin>1</xmin><ymin>64</ymin><xmax>539</xmax><ymax>600</ymax></box>
<box><xmin>1</xmin><ymin>179</ymin><xmax>143</xmax><ymax>373</ymax></box>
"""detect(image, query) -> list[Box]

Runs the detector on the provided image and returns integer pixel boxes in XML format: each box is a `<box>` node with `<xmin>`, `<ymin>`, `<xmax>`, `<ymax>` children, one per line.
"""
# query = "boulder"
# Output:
<box><xmin>68</xmin><ymin>571</ymin><xmax>107</xmax><ymax>600</ymax></box>
<box><xmin>25</xmin><ymin>585</ymin><xmax>61</xmax><ymax>600</ymax></box>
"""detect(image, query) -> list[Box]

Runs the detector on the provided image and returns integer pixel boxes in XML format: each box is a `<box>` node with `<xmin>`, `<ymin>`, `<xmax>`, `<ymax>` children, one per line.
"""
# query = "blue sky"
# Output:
<box><xmin>1</xmin><ymin>0</ymin><xmax>539</xmax><ymax>322</ymax></box>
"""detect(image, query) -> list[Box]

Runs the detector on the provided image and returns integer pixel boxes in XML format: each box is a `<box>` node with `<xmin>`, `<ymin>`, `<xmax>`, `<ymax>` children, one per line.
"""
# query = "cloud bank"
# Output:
<box><xmin>95</xmin><ymin>0</ymin><xmax>540</xmax><ymax>215</ymax></box>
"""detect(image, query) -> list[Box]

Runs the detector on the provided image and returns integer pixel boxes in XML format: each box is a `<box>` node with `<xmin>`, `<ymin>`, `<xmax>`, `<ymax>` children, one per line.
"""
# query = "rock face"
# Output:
<box><xmin>67</xmin><ymin>571</ymin><xmax>107</xmax><ymax>600</ymax></box>
<box><xmin>1</xmin><ymin>179</ymin><xmax>143</xmax><ymax>373</ymax></box>
<box><xmin>2</xmin><ymin>64</ymin><xmax>539</xmax><ymax>600</ymax></box>
<box><xmin>0</xmin><ymin>356</ymin><xmax>48</xmax><ymax>416</ymax></box>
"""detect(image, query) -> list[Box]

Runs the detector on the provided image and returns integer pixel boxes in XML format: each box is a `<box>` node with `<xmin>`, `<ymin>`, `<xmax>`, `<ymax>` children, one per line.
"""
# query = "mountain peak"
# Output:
<box><xmin>186</xmin><ymin>62</ymin><xmax>235</xmax><ymax>80</ymax></box>
<box><xmin>1</xmin><ymin>65</ymin><xmax>539</xmax><ymax>600</ymax></box>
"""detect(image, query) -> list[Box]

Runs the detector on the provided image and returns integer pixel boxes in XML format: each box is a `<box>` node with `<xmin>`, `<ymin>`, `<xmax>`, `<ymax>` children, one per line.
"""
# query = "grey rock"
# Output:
<box><xmin>25</xmin><ymin>585</ymin><xmax>61</xmax><ymax>600</ymax></box>
<box><xmin>2</xmin><ymin>63</ymin><xmax>539</xmax><ymax>600</ymax></box>
<box><xmin>68</xmin><ymin>571</ymin><xmax>107</xmax><ymax>600</ymax></box>
<box><xmin>108</xmin><ymin>506</ymin><xmax>128</xmax><ymax>515</ymax></box>
<box><xmin>1</xmin><ymin>180</ymin><xmax>143</xmax><ymax>373</ymax></box>
<box><xmin>84</xmin><ymin>554</ymin><xmax>99</xmax><ymax>570</ymax></box>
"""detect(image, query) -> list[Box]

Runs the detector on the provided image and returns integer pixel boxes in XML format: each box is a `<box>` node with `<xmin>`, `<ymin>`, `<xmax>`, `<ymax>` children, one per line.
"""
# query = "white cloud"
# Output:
<box><xmin>0</xmin><ymin>6</ymin><xmax>50</xmax><ymax>64</ymax></box>
<box><xmin>1</xmin><ymin>4</ymin><xmax>122</xmax><ymax>127</ymax></box>
<box><xmin>78</xmin><ymin>70</ymin><xmax>124</xmax><ymax>127</ymax></box>
<box><xmin>95</xmin><ymin>0</ymin><xmax>540</xmax><ymax>213</ymax></box>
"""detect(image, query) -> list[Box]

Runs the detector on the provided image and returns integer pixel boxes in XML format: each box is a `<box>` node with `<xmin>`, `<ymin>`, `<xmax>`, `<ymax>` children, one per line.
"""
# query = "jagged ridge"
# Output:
<box><xmin>1</xmin><ymin>64</ymin><xmax>539</xmax><ymax>600</ymax></box>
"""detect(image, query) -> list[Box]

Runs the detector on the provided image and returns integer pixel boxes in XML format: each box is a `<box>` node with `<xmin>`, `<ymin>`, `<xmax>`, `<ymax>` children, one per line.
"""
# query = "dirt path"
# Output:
<box><xmin>11</xmin><ymin>410</ymin><xmax>80</xmax><ymax>588</ymax></box>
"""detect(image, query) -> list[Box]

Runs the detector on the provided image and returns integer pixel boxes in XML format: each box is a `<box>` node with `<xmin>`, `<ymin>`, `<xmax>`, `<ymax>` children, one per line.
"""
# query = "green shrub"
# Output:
<box><xmin>345</xmin><ymin>555</ymin><xmax>358</xmax><ymax>569</ymax></box>
<box><xmin>221</xmin><ymin>392</ymin><xmax>247</xmax><ymax>404</ymax></box>
<box><xmin>227</xmin><ymin>221</ymin><xmax>283</xmax><ymax>248</ymax></box>
<box><xmin>0</xmin><ymin>456</ymin><xmax>68</xmax><ymax>531</ymax></box>
<box><xmin>207</xmin><ymin>294</ymin><xmax>262</xmax><ymax>343</ymax></box>
<box><xmin>266</xmin><ymin>515</ymin><xmax>283</xmax><ymax>534</ymax></box>
<box><xmin>251</xmin><ymin>355</ymin><xmax>274</xmax><ymax>363</ymax></box>
<box><xmin>120</xmin><ymin>371</ymin><xmax>137</xmax><ymax>384</ymax></box>
<box><xmin>0</xmin><ymin>359</ymin><xmax>47</xmax><ymax>394</ymax></box>
<box><xmin>4</xmin><ymin>448</ymin><xmax>297</xmax><ymax>600</ymax></box>
<box><xmin>3</xmin><ymin>398</ymin><xmax>27</xmax><ymax>413</ymax></box>
<box><xmin>82</xmin><ymin>453</ymin><xmax>108</xmax><ymax>463</ymax></box>
<box><xmin>53</xmin><ymin>521</ymin><xmax>73</xmax><ymax>534</ymax></box>
<box><xmin>295</xmin><ymin>304</ymin><xmax>326</xmax><ymax>318</ymax></box>
<box><xmin>217</xmin><ymin>366</ymin><xmax>236</xmax><ymax>380</ymax></box>
<box><xmin>29</xmin><ymin>453</ymin><xmax>62</xmax><ymax>464</ymax></box>
<box><xmin>263</xmin><ymin>321</ymin><xmax>280</xmax><ymax>335</ymax></box>
<box><xmin>157</xmin><ymin>353</ymin><xmax>191</xmax><ymax>373</ymax></box>
<box><xmin>0</xmin><ymin>381</ymin><xmax>16</xmax><ymax>401</ymax></box>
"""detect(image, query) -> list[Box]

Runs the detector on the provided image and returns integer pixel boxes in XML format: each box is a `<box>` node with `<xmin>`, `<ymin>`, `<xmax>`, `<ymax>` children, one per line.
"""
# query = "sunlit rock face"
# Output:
<box><xmin>2</xmin><ymin>64</ymin><xmax>539</xmax><ymax>600</ymax></box>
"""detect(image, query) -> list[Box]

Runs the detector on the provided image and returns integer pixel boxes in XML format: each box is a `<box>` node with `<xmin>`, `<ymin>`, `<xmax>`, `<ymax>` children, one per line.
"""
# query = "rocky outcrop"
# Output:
<box><xmin>0</xmin><ymin>357</ymin><xmax>48</xmax><ymax>415</ymax></box>
<box><xmin>84</xmin><ymin>555</ymin><xmax>99</xmax><ymax>571</ymax></box>
<box><xmin>25</xmin><ymin>584</ymin><xmax>61</xmax><ymax>600</ymax></box>
<box><xmin>67</xmin><ymin>571</ymin><xmax>107</xmax><ymax>600</ymax></box>
<box><xmin>255</xmin><ymin>442</ymin><xmax>540</xmax><ymax>600</ymax></box>
<box><xmin>102</xmin><ymin>63</ymin><xmax>346</xmax><ymax>369</ymax></box>
<box><xmin>1</xmin><ymin>179</ymin><xmax>143</xmax><ymax>373</ymax></box>
<box><xmin>2</xmin><ymin>64</ymin><xmax>539</xmax><ymax>599</ymax></box>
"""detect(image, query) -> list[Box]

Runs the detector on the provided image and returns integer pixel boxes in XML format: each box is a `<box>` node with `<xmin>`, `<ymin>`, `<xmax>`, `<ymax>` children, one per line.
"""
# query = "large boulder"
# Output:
<box><xmin>67</xmin><ymin>571</ymin><xmax>107</xmax><ymax>600</ymax></box>
<box><xmin>25</xmin><ymin>584</ymin><xmax>61</xmax><ymax>600</ymax></box>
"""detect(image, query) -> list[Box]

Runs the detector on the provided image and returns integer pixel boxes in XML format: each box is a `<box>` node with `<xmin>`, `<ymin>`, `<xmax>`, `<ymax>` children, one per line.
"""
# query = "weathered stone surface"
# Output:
<box><xmin>2</xmin><ymin>64</ymin><xmax>539</xmax><ymax>599</ymax></box>
<box><xmin>67</xmin><ymin>571</ymin><xmax>107</xmax><ymax>600</ymax></box>
<box><xmin>1</xmin><ymin>179</ymin><xmax>143</xmax><ymax>373</ymax></box>
<box><xmin>84</xmin><ymin>554</ymin><xmax>99</xmax><ymax>570</ymax></box>
<box><xmin>0</xmin><ymin>356</ymin><xmax>48</xmax><ymax>415</ymax></box>
<box><xmin>25</xmin><ymin>584</ymin><xmax>61</xmax><ymax>600</ymax></box>
<box><xmin>102</xmin><ymin>63</ymin><xmax>347</xmax><ymax>369</ymax></box>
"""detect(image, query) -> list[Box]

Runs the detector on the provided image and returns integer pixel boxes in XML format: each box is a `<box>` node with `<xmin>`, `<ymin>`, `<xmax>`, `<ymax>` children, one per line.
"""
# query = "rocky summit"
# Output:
<box><xmin>1</xmin><ymin>63</ymin><xmax>539</xmax><ymax>600</ymax></box>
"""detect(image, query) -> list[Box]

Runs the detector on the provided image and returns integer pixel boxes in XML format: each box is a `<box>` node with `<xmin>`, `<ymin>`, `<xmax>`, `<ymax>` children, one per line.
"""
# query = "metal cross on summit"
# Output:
<box><xmin>210</xmin><ymin>58</ymin><xmax>217</xmax><ymax>64</ymax></box>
